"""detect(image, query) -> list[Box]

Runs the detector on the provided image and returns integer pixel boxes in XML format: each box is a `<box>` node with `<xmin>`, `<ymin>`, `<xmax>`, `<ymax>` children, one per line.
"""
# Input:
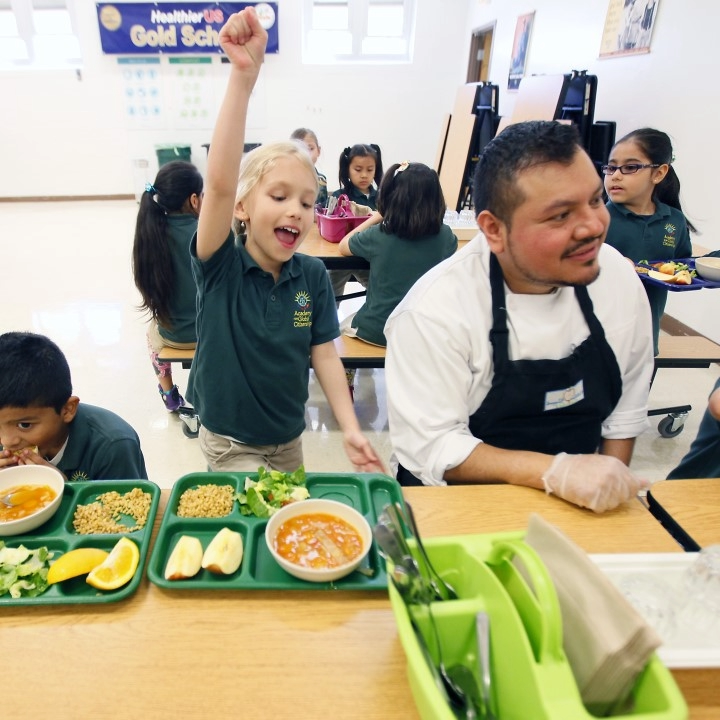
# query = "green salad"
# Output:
<box><xmin>0</xmin><ymin>541</ymin><xmax>53</xmax><ymax>598</ymax></box>
<box><xmin>236</xmin><ymin>466</ymin><xmax>310</xmax><ymax>518</ymax></box>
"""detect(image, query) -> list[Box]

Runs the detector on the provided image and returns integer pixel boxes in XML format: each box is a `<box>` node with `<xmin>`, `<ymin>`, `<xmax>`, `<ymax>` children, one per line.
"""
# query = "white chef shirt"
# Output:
<box><xmin>384</xmin><ymin>234</ymin><xmax>654</xmax><ymax>486</ymax></box>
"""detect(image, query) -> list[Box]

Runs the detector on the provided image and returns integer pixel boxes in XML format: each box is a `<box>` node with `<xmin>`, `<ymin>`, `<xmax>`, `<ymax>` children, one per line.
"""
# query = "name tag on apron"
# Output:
<box><xmin>544</xmin><ymin>380</ymin><xmax>585</xmax><ymax>411</ymax></box>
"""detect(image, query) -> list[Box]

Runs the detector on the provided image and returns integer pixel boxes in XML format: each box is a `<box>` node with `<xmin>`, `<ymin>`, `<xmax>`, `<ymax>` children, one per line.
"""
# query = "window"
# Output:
<box><xmin>303</xmin><ymin>0</ymin><xmax>415</xmax><ymax>64</ymax></box>
<box><xmin>0</xmin><ymin>0</ymin><xmax>81</xmax><ymax>69</ymax></box>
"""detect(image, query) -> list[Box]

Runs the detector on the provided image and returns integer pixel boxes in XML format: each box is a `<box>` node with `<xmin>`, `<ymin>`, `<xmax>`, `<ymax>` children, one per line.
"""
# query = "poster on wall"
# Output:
<box><xmin>599</xmin><ymin>0</ymin><xmax>660</xmax><ymax>57</ymax></box>
<box><xmin>118</xmin><ymin>57</ymin><xmax>166</xmax><ymax>129</ymax></box>
<box><xmin>96</xmin><ymin>2</ymin><xmax>278</xmax><ymax>55</ymax></box>
<box><xmin>169</xmin><ymin>57</ymin><xmax>214</xmax><ymax>129</ymax></box>
<box><xmin>507</xmin><ymin>12</ymin><xmax>534</xmax><ymax>91</ymax></box>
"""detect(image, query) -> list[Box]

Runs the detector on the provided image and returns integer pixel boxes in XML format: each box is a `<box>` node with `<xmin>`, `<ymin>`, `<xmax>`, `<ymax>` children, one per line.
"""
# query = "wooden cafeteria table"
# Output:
<box><xmin>3</xmin><ymin>484</ymin><xmax>716</xmax><ymax>720</ymax></box>
<box><xmin>647</xmin><ymin>479</ymin><xmax>720</xmax><ymax>549</ymax></box>
<box><xmin>299</xmin><ymin>224</ymin><xmax>474</xmax><ymax>269</ymax></box>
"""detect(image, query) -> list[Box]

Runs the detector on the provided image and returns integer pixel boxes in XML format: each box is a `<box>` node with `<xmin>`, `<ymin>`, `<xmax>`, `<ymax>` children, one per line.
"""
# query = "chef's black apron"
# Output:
<box><xmin>397</xmin><ymin>253</ymin><xmax>623</xmax><ymax>486</ymax></box>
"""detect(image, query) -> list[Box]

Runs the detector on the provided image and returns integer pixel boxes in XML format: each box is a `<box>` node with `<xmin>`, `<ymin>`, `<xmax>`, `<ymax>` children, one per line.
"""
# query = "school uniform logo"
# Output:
<box><xmin>663</xmin><ymin>222</ymin><xmax>677</xmax><ymax>248</ymax></box>
<box><xmin>293</xmin><ymin>290</ymin><xmax>312</xmax><ymax>328</ymax></box>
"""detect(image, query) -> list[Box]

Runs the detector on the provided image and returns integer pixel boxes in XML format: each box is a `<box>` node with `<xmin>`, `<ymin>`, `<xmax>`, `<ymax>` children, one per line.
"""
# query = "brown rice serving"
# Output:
<box><xmin>73</xmin><ymin>487</ymin><xmax>152</xmax><ymax>534</ymax></box>
<box><xmin>177</xmin><ymin>484</ymin><xmax>234</xmax><ymax>518</ymax></box>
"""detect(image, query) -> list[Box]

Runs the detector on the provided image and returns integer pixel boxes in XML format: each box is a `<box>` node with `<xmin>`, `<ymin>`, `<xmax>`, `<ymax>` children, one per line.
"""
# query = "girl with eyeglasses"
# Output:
<box><xmin>603</xmin><ymin>127</ymin><xmax>696</xmax><ymax>355</ymax></box>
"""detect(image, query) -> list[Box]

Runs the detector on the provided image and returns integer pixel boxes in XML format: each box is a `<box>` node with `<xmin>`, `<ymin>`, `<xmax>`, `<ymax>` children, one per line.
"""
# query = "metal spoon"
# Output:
<box><xmin>392</xmin><ymin>566</ymin><xmax>473</xmax><ymax>718</ymax></box>
<box><xmin>396</xmin><ymin>501</ymin><xmax>459</xmax><ymax>601</ymax></box>
<box><xmin>476</xmin><ymin>611</ymin><xmax>496</xmax><ymax>720</ymax></box>
<box><xmin>0</xmin><ymin>489</ymin><xmax>33</xmax><ymax>507</ymax></box>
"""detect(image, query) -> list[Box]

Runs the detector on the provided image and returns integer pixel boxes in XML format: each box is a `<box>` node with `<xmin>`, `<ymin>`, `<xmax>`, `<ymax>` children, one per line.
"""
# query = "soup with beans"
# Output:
<box><xmin>274</xmin><ymin>512</ymin><xmax>364</xmax><ymax>569</ymax></box>
<box><xmin>0</xmin><ymin>484</ymin><xmax>57</xmax><ymax>522</ymax></box>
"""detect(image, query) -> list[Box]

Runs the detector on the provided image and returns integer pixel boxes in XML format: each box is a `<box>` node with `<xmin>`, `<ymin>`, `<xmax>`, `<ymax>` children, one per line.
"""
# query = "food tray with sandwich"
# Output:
<box><xmin>147</xmin><ymin>470</ymin><xmax>402</xmax><ymax>591</ymax></box>
<box><xmin>635</xmin><ymin>258</ymin><xmax>720</xmax><ymax>291</ymax></box>
<box><xmin>0</xmin><ymin>475</ymin><xmax>161</xmax><ymax>606</ymax></box>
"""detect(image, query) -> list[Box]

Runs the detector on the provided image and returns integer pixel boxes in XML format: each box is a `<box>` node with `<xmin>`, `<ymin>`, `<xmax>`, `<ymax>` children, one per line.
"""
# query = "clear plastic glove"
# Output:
<box><xmin>541</xmin><ymin>452</ymin><xmax>648</xmax><ymax>513</ymax></box>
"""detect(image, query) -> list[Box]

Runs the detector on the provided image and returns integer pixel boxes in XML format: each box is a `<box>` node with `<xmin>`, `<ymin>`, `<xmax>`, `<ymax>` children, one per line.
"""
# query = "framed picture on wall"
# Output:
<box><xmin>508</xmin><ymin>12</ymin><xmax>534</xmax><ymax>91</ymax></box>
<box><xmin>600</xmin><ymin>0</ymin><xmax>660</xmax><ymax>58</ymax></box>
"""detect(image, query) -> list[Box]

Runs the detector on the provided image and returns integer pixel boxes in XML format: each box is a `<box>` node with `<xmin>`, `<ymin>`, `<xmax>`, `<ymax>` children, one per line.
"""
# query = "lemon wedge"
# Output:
<box><xmin>47</xmin><ymin>547</ymin><xmax>109</xmax><ymax>584</ymax></box>
<box><xmin>86</xmin><ymin>537</ymin><xmax>140</xmax><ymax>590</ymax></box>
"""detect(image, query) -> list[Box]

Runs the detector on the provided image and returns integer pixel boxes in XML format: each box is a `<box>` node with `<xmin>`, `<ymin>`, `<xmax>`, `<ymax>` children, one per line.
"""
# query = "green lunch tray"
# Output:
<box><xmin>147</xmin><ymin>471</ymin><xmax>402</xmax><ymax>591</ymax></box>
<box><xmin>0</xmin><ymin>479</ymin><xmax>161</xmax><ymax>607</ymax></box>
<box><xmin>388</xmin><ymin>531</ymin><xmax>688</xmax><ymax>720</ymax></box>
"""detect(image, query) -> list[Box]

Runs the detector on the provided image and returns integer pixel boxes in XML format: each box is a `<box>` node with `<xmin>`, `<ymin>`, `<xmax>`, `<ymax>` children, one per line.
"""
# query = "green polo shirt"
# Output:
<box><xmin>57</xmin><ymin>404</ymin><xmax>148</xmax><ymax>481</ymax></box>
<box><xmin>349</xmin><ymin>224</ymin><xmax>458</xmax><ymax>346</ymax></box>
<box><xmin>605</xmin><ymin>200</ymin><xmax>692</xmax><ymax>354</ymax></box>
<box><xmin>187</xmin><ymin>232</ymin><xmax>339</xmax><ymax>445</ymax></box>
<box><xmin>159</xmin><ymin>214</ymin><xmax>199</xmax><ymax>344</ymax></box>
<box><xmin>331</xmin><ymin>185</ymin><xmax>378</xmax><ymax>210</ymax></box>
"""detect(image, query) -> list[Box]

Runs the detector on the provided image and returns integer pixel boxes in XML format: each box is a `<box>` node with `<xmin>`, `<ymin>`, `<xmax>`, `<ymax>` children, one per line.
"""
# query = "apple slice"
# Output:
<box><xmin>164</xmin><ymin>535</ymin><xmax>203</xmax><ymax>580</ymax></box>
<box><xmin>647</xmin><ymin>269</ymin><xmax>676</xmax><ymax>283</ymax></box>
<box><xmin>201</xmin><ymin>527</ymin><xmax>244</xmax><ymax>575</ymax></box>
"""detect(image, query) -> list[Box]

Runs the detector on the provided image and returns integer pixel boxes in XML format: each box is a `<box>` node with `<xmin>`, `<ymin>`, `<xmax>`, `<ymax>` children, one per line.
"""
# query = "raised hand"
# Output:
<box><xmin>218</xmin><ymin>7</ymin><xmax>268</xmax><ymax>77</ymax></box>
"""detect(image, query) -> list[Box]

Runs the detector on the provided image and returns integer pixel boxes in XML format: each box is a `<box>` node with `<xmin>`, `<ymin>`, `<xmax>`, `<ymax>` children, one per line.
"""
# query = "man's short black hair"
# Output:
<box><xmin>472</xmin><ymin>121</ymin><xmax>583</xmax><ymax>225</ymax></box>
<box><xmin>0</xmin><ymin>332</ymin><xmax>72</xmax><ymax>412</ymax></box>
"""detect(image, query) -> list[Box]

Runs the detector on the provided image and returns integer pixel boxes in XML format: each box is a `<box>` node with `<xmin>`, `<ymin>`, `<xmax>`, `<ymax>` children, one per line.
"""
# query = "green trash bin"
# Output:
<box><xmin>155</xmin><ymin>145</ymin><xmax>191</xmax><ymax>167</ymax></box>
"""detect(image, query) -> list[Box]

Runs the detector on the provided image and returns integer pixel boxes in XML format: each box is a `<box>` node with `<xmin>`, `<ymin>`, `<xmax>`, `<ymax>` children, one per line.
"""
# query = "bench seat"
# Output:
<box><xmin>158</xmin><ymin>335</ymin><xmax>386</xmax><ymax>370</ymax></box>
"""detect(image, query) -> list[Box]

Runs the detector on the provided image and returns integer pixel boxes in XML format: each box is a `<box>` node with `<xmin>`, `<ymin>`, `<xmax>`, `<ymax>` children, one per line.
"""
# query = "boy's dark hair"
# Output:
<box><xmin>377</xmin><ymin>162</ymin><xmax>446</xmax><ymax>240</ymax></box>
<box><xmin>338</xmin><ymin>144</ymin><xmax>383</xmax><ymax>192</ymax></box>
<box><xmin>132</xmin><ymin>160</ymin><xmax>204</xmax><ymax>327</ymax></box>
<box><xmin>0</xmin><ymin>332</ymin><xmax>72</xmax><ymax>412</ymax></box>
<box><xmin>472</xmin><ymin>121</ymin><xmax>582</xmax><ymax>226</ymax></box>
<box><xmin>614</xmin><ymin>127</ymin><xmax>697</xmax><ymax>233</ymax></box>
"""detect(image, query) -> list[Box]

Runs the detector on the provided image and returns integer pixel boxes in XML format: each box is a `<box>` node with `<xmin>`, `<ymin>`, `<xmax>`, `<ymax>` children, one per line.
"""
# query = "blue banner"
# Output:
<box><xmin>96</xmin><ymin>2</ymin><xmax>278</xmax><ymax>55</ymax></box>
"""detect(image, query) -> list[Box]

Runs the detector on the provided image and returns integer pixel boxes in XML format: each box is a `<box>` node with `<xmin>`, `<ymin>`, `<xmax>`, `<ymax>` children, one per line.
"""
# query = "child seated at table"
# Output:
<box><xmin>329</xmin><ymin>143</ymin><xmax>384</xmax><ymax>303</ymax></box>
<box><xmin>0</xmin><ymin>332</ymin><xmax>148</xmax><ymax>481</ymax></box>
<box><xmin>338</xmin><ymin>161</ymin><xmax>458</xmax><ymax>347</ymax></box>
<box><xmin>290</xmin><ymin>127</ymin><xmax>327</xmax><ymax>208</ymax></box>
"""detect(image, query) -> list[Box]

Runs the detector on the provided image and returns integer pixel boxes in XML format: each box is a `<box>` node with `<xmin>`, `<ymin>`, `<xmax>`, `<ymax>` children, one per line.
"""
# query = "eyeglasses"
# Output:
<box><xmin>601</xmin><ymin>163</ymin><xmax>660</xmax><ymax>175</ymax></box>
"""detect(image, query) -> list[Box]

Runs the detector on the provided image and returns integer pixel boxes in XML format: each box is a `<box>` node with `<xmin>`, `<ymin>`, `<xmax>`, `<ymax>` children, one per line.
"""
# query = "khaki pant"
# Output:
<box><xmin>199</xmin><ymin>427</ymin><xmax>304</xmax><ymax>473</ymax></box>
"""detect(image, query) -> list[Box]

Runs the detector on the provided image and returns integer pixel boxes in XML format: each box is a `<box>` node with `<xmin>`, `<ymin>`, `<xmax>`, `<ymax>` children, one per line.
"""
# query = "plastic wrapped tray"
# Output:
<box><xmin>147</xmin><ymin>472</ymin><xmax>401</xmax><ymax>591</ymax></box>
<box><xmin>591</xmin><ymin>552</ymin><xmax>720</xmax><ymax>669</ymax></box>
<box><xmin>0</xmin><ymin>479</ymin><xmax>160</xmax><ymax>606</ymax></box>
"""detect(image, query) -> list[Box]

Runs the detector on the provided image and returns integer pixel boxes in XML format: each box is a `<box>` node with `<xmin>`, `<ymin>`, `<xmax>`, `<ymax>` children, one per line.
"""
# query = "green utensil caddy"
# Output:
<box><xmin>388</xmin><ymin>531</ymin><xmax>688</xmax><ymax>720</ymax></box>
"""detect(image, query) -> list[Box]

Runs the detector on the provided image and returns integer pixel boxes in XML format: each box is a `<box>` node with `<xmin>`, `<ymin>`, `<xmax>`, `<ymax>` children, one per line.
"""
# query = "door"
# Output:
<box><xmin>467</xmin><ymin>24</ymin><xmax>494</xmax><ymax>83</ymax></box>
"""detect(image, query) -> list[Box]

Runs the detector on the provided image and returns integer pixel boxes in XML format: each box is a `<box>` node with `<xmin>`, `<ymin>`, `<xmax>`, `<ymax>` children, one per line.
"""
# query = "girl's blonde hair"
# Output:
<box><xmin>233</xmin><ymin>141</ymin><xmax>318</xmax><ymax>236</ymax></box>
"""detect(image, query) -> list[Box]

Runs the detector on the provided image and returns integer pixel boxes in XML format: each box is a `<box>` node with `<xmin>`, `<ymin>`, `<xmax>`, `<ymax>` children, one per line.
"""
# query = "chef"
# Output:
<box><xmin>385</xmin><ymin>121</ymin><xmax>654</xmax><ymax>513</ymax></box>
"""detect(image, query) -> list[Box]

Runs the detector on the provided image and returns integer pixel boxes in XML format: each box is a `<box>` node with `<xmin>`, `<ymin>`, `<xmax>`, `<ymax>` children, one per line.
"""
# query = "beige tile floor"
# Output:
<box><xmin>1</xmin><ymin>200</ymin><xmax>717</xmax><ymax>489</ymax></box>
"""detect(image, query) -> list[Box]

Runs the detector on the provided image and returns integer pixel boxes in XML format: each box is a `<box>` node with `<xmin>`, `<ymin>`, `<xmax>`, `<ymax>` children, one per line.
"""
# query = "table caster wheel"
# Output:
<box><xmin>658</xmin><ymin>414</ymin><xmax>685</xmax><ymax>438</ymax></box>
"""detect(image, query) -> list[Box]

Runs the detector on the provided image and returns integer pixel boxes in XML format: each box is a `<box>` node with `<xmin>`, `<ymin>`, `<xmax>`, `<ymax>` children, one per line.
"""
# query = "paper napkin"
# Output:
<box><xmin>524</xmin><ymin>513</ymin><xmax>662</xmax><ymax>716</ymax></box>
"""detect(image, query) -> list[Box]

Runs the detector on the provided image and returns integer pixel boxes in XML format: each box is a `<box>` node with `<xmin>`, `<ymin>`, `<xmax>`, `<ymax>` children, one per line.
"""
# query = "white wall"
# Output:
<box><xmin>2</xmin><ymin>0</ymin><xmax>468</xmax><ymax>199</ymax></box>
<box><xmin>4</xmin><ymin>0</ymin><xmax>718</xmax><ymax>340</ymax></box>
<box><xmin>465</xmin><ymin>0</ymin><xmax>720</xmax><ymax>343</ymax></box>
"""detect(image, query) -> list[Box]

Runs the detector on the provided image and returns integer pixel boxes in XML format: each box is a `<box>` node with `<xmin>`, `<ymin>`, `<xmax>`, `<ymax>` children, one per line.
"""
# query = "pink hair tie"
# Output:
<box><xmin>394</xmin><ymin>161</ymin><xmax>410</xmax><ymax>176</ymax></box>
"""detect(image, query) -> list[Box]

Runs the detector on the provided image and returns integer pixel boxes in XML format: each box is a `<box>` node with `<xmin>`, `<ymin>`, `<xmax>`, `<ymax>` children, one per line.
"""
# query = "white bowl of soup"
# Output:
<box><xmin>695</xmin><ymin>256</ymin><xmax>720</xmax><ymax>283</ymax></box>
<box><xmin>265</xmin><ymin>498</ymin><xmax>372</xmax><ymax>582</ymax></box>
<box><xmin>0</xmin><ymin>465</ymin><xmax>65</xmax><ymax>537</ymax></box>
